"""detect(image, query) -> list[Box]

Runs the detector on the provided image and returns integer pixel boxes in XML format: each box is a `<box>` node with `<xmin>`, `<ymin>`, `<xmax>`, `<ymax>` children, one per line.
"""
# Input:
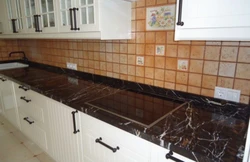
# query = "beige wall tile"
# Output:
<box><xmin>165</xmin><ymin>57</ymin><xmax>177</xmax><ymax>70</ymax></box>
<box><xmin>155</xmin><ymin>32</ymin><xmax>166</xmax><ymax>44</ymax></box>
<box><xmin>219</xmin><ymin>62</ymin><xmax>236</xmax><ymax>77</ymax></box>
<box><xmin>188</xmin><ymin>73</ymin><xmax>202</xmax><ymax>86</ymax></box>
<box><xmin>234</xmin><ymin>79</ymin><xmax>250</xmax><ymax>95</ymax></box>
<box><xmin>204</xmin><ymin>46</ymin><xmax>221</xmax><ymax>60</ymax></box>
<box><xmin>146</xmin><ymin>32</ymin><xmax>156</xmax><ymax>43</ymax></box>
<box><xmin>178</xmin><ymin>45</ymin><xmax>190</xmax><ymax>58</ymax></box>
<box><xmin>176</xmin><ymin>72</ymin><xmax>188</xmax><ymax>84</ymax></box>
<box><xmin>136</xmin><ymin>66</ymin><xmax>145</xmax><ymax>77</ymax></box>
<box><xmin>190</xmin><ymin>46</ymin><xmax>205</xmax><ymax>59</ymax></box>
<box><xmin>166</xmin><ymin>45</ymin><xmax>177</xmax><ymax>57</ymax></box>
<box><xmin>189</xmin><ymin>60</ymin><xmax>203</xmax><ymax>73</ymax></box>
<box><xmin>176</xmin><ymin>84</ymin><xmax>187</xmax><ymax>92</ymax></box>
<box><xmin>220</xmin><ymin>47</ymin><xmax>238</xmax><ymax>61</ymax></box>
<box><xmin>154</xmin><ymin>68</ymin><xmax>165</xmax><ymax>81</ymax></box>
<box><xmin>202</xmin><ymin>75</ymin><xmax>217</xmax><ymax>89</ymax></box>
<box><xmin>145</xmin><ymin>67</ymin><xmax>154</xmax><ymax>79</ymax></box>
<box><xmin>238</xmin><ymin>47</ymin><xmax>250</xmax><ymax>63</ymax></box>
<box><xmin>188</xmin><ymin>86</ymin><xmax>201</xmax><ymax>95</ymax></box>
<box><xmin>236</xmin><ymin>63</ymin><xmax>250</xmax><ymax>79</ymax></box>
<box><xmin>164</xmin><ymin>82</ymin><xmax>175</xmax><ymax>89</ymax></box>
<box><xmin>165</xmin><ymin>70</ymin><xmax>176</xmax><ymax>82</ymax></box>
<box><xmin>145</xmin><ymin>56</ymin><xmax>154</xmax><ymax>67</ymax></box>
<box><xmin>203</xmin><ymin>61</ymin><xmax>219</xmax><ymax>75</ymax></box>
<box><xmin>155</xmin><ymin>57</ymin><xmax>165</xmax><ymax>69</ymax></box>
<box><xmin>217</xmin><ymin>77</ymin><xmax>234</xmax><ymax>89</ymax></box>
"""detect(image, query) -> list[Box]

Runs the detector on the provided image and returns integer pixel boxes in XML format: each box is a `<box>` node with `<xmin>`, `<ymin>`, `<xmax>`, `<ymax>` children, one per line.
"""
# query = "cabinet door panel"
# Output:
<box><xmin>180</xmin><ymin>0</ymin><xmax>250</xmax><ymax>28</ymax></box>
<box><xmin>47</xmin><ymin>100</ymin><xmax>82</xmax><ymax>162</ymax></box>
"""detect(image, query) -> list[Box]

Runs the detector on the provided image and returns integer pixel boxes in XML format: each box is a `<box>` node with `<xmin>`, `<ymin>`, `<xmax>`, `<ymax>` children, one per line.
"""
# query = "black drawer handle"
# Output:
<box><xmin>176</xmin><ymin>0</ymin><xmax>184</xmax><ymax>26</ymax></box>
<box><xmin>19</xmin><ymin>85</ymin><xmax>29</xmax><ymax>91</ymax></box>
<box><xmin>0</xmin><ymin>77</ymin><xmax>7</xmax><ymax>82</ymax></box>
<box><xmin>95</xmin><ymin>137</ymin><xmax>120</xmax><ymax>153</ymax></box>
<box><xmin>166</xmin><ymin>151</ymin><xmax>184</xmax><ymax>162</ymax></box>
<box><xmin>72</xmin><ymin>110</ymin><xmax>80</xmax><ymax>134</ymax></box>
<box><xmin>20</xmin><ymin>96</ymin><xmax>31</xmax><ymax>103</ymax></box>
<box><xmin>23</xmin><ymin>117</ymin><xmax>34</xmax><ymax>124</ymax></box>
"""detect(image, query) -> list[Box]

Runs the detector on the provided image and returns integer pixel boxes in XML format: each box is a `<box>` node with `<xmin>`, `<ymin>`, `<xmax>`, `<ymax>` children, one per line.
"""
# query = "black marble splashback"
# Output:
<box><xmin>0</xmin><ymin>60</ymin><xmax>249</xmax><ymax>162</ymax></box>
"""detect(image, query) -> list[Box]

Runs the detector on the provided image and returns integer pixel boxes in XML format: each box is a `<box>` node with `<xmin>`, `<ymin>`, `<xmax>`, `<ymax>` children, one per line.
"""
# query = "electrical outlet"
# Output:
<box><xmin>214</xmin><ymin>87</ymin><xmax>241</xmax><ymax>103</ymax></box>
<box><xmin>136</xmin><ymin>56</ymin><xmax>144</xmax><ymax>65</ymax></box>
<box><xmin>66</xmin><ymin>62</ymin><xmax>77</xmax><ymax>70</ymax></box>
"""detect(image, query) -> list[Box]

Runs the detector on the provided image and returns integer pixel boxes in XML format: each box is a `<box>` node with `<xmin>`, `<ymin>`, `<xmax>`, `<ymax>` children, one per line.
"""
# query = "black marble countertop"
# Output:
<box><xmin>0</xmin><ymin>60</ymin><xmax>249</xmax><ymax>162</ymax></box>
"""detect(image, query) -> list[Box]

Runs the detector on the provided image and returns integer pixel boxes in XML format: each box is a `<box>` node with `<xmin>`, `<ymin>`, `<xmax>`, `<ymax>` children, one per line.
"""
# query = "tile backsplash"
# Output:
<box><xmin>1</xmin><ymin>0</ymin><xmax>250</xmax><ymax>104</ymax></box>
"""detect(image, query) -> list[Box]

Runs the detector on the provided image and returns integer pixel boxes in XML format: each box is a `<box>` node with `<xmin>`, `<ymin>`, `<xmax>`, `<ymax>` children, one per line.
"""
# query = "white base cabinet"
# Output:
<box><xmin>0</xmin><ymin>76</ymin><xmax>20</xmax><ymax>129</ymax></box>
<box><xmin>47</xmin><ymin>99</ymin><xmax>82</xmax><ymax>162</ymax></box>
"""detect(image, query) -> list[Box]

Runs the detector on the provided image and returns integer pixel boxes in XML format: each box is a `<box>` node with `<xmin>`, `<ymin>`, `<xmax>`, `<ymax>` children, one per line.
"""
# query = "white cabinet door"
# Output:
<box><xmin>47</xmin><ymin>99</ymin><xmax>82</xmax><ymax>162</ymax></box>
<box><xmin>0</xmin><ymin>76</ymin><xmax>20</xmax><ymax>129</ymax></box>
<box><xmin>80</xmin><ymin>112</ymin><xmax>150</xmax><ymax>162</ymax></box>
<box><xmin>175</xmin><ymin>0</ymin><xmax>250</xmax><ymax>40</ymax></box>
<box><xmin>150</xmin><ymin>143</ymin><xmax>195</xmax><ymax>162</ymax></box>
<box><xmin>4</xmin><ymin>0</ymin><xmax>25</xmax><ymax>34</ymax></box>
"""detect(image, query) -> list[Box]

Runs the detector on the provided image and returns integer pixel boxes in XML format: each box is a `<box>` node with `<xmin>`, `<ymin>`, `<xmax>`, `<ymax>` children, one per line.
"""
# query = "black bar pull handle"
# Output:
<box><xmin>36</xmin><ymin>15</ymin><xmax>42</xmax><ymax>32</ymax></box>
<box><xmin>166</xmin><ymin>151</ymin><xmax>184</xmax><ymax>162</ymax></box>
<box><xmin>72</xmin><ymin>110</ymin><xmax>80</xmax><ymax>134</ymax></box>
<box><xmin>95</xmin><ymin>137</ymin><xmax>120</xmax><ymax>153</ymax></box>
<box><xmin>34</xmin><ymin>15</ymin><xmax>38</xmax><ymax>32</ymax></box>
<box><xmin>23</xmin><ymin>117</ymin><xmax>34</xmax><ymax>124</ymax></box>
<box><xmin>73</xmin><ymin>8</ymin><xmax>80</xmax><ymax>30</ymax></box>
<box><xmin>176</xmin><ymin>0</ymin><xmax>184</xmax><ymax>26</ymax></box>
<box><xmin>19</xmin><ymin>85</ymin><xmax>29</xmax><ymax>91</ymax></box>
<box><xmin>11</xmin><ymin>19</ymin><xmax>18</xmax><ymax>33</ymax></box>
<box><xmin>69</xmin><ymin>8</ymin><xmax>74</xmax><ymax>30</ymax></box>
<box><xmin>0</xmin><ymin>77</ymin><xmax>7</xmax><ymax>82</ymax></box>
<box><xmin>20</xmin><ymin>96</ymin><xmax>31</xmax><ymax>103</ymax></box>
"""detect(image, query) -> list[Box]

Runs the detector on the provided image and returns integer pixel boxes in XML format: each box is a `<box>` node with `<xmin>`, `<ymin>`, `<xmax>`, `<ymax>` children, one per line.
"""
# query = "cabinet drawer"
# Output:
<box><xmin>19</xmin><ymin>112</ymin><xmax>48</xmax><ymax>151</ymax></box>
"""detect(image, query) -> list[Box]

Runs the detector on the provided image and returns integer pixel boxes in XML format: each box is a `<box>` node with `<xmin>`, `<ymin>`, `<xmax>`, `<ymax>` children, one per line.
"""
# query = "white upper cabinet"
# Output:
<box><xmin>23</xmin><ymin>0</ymin><xmax>58</xmax><ymax>33</ymax></box>
<box><xmin>4</xmin><ymin>0</ymin><xmax>25</xmax><ymax>34</ymax></box>
<box><xmin>175</xmin><ymin>0</ymin><xmax>250</xmax><ymax>41</ymax></box>
<box><xmin>57</xmin><ymin>0</ymin><xmax>131</xmax><ymax>39</ymax></box>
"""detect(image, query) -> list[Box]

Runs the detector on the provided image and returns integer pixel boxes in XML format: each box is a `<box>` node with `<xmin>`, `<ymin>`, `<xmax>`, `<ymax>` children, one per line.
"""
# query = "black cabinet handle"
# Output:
<box><xmin>19</xmin><ymin>85</ymin><xmax>29</xmax><ymax>91</ymax></box>
<box><xmin>69</xmin><ymin>8</ymin><xmax>74</xmax><ymax>30</ymax></box>
<box><xmin>0</xmin><ymin>77</ymin><xmax>7</xmax><ymax>82</ymax></box>
<box><xmin>34</xmin><ymin>15</ymin><xmax>38</xmax><ymax>32</ymax></box>
<box><xmin>11</xmin><ymin>19</ymin><xmax>18</xmax><ymax>33</ymax></box>
<box><xmin>73</xmin><ymin>8</ymin><xmax>80</xmax><ymax>31</ymax></box>
<box><xmin>20</xmin><ymin>96</ymin><xmax>31</xmax><ymax>103</ymax></box>
<box><xmin>23</xmin><ymin>117</ymin><xmax>34</xmax><ymax>124</ymax></box>
<box><xmin>176</xmin><ymin>0</ymin><xmax>184</xmax><ymax>26</ymax></box>
<box><xmin>72</xmin><ymin>110</ymin><xmax>80</xmax><ymax>134</ymax></box>
<box><xmin>166</xmin><ymin>151</ymin><xmax>184</xmax><ymax>162</ymax></box>
<box><xmin>95</xmin><ymin>137</ymin><xmax>120</xmax><ymax>153</ymax></box>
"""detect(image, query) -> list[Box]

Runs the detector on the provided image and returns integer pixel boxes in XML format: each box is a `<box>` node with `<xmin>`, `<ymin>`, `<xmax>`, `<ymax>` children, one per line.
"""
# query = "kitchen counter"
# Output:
<box><xmin>0</xmin><ymin>60</ymin><xmax>249</xmax><ymax>162</ymax></box>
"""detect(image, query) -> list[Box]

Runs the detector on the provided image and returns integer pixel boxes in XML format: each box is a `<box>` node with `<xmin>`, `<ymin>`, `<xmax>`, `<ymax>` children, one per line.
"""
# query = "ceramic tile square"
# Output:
<box><xmin>145</xmin><ymin>78</ymin><xmax>154</xmax><ymax>85</ymax></box>
<box><xmin>145</xmin><ymin>56</ymin><xmax>154</xmax><ymax>67</ymax></box>
<box><xmin>154</xmin><ymin>80</ymin><xmax>164</xmax><ymax>87</ymax></box>
<box><xmin>136</xmin><ymin>8</ymin><xmax>146</xmax><ymax>20</ymax></box>
<box><xmin>145</xmin><ymin>44</ymin><xmax>155</xmax><ymax>55</ymax></box>
<box><xmin>240</xmin><ymin>41</ymin><xmax>250</xmax><ymax>46</ymax></box>
<box><xmin>217</xmin><ymin>77</ymin><xmax>234</xmax><ymax>89</ymax></box>
<box><xmin>120</xmin><ymin>65</ymin><xmax>128</xmax><ymax>75</ymax></box>
<box><xmin>146</xmin><ymin>0</ymin><xmax>156</xmax><ymax>6</ymax></box>
<box><xmin>190</xmin><ymin>46</ymin><xmax>205</xmax><ymax>59</ymax></box>
<box><xmin>120</xmin><ymin>44</ymin><xmax>128</xmax><ymax>53</ymax></box>
<box><xmin>128</xmin><ymin>44</ymin><xmax>136</xmax><ymax>54</ymax></box>
<box><xmin>128</xmin><ymin>65</ymin><xmax>136</xmax><ymax>75</ymax></box>
<box><xmin>154</xmin><ymin>45</ymin><xmax>165</xmax><ymax>56</ymax></box>
<box><xmin>120</xmin><ymin>54</ymin><xmax>128</xmax><ymax>64</ymax></box>
<box><xmin>145</xmin><ymin>67</ymin><xmax>154</xmax><ymax>79</ymax></box>
<box><xmin>201</xmin><ymin>88</ymin><xmax>214</xmax><ymax>97</ymax></box>
<box><xmin>202</xmin><ymin>75</ymin><xmax>217</xmax><ymax>89</ymax></box>
<box><xmin>220</xmin><ymin>47</ymin><xmax>238</xmax><ymax>61</ymax></box>
<box><xmin>165</xmin><ymin>70</ymin><xmax>176</xmax><ymax>82</ymax></box>
<box><xmin>136</xmin><ymin>33</ymin><xmax>145</xmax><ymax>43</ymax></box>
<box><xmin>136</xmin><ymin>77</ymin><xmax>145</xmax><ymax>83</ymax></box>
<box><xmin>146</xmin><ymin>5</ymin><xmax>176</xmax><ymax>30</ymax></box>
<box><xmin>178</xmin><ymin>45</ymin><xmax>190</xmax><ymax>58</ymax></box>
<box><xmin>188</xmin><ymin>86</ymin><xmax>201</xmax><ymax>94</ymax></box>
<box><xmin>113</xmin><ymin>63</ymin><xmax>120</xmax><ymax>73</ymax></box>
<box><xmin>234</xmin><ymin>79</ymin><xmax>250</xmax><ymax>95</ymax></box>
<box><xmin>136</xmin><ymin>44</ymin><xmax>145</xmax><ymax>55</ymax></box>
<box><xmin>189</xmin><ymin>60</ymin><xmax>203</xmax><ymax>73</ymax></box>
<box><xmin>176</xmin><ymin>84</ymin><xmax>187</xmax><ymax>92</ymax></box>
<box><xmin>136</xmin><ymin>66</ymin><xmax>145</xmax><ymax>77</ymax></box>
<box><xmin>240</xmin><ymin>95</ymin><xmax>249</xmax><ymax>104</ymax></box>
<box><xmin>238</xmin><ymin>47</ymin><xmax>250</xmax><ymax>63</ymax></box>
<box><xmin>155</xmin><ymin>56</ymin><xmax>165</xmax><ymax>68</ymax></box>
<box><xmin>204</xmin><ymin>46</ymin><xmax>221</xmax><ymax>60</ymax></box>
<box><xmin>128</xmin><ymin>55</ymin><xmax>136</xmax><ymax>65</ymax></box>
<box><xmin>136</xmin><ymin>56</ymin><xmax>144</xmax><ymax>65</ymax></box>
<box><xmin>146</xmin><ymin>32</ymin><xmax>156</xmax><ymax>43</ymax></box>
<box><xmin>219</xmin><ymin>62</ymin><xmax>236</xmax><ymax>77</ymax></box>
<box><xmin>136</xmin><ymin>20</ymin><xmax>146</xmax><ymax>31</ymax></box>
<box><xmin>165</xmin><ymin>57</ymin><xmax>177</xmax><ymax>70</ymax></box>
<box><xmin>236</xmin><ymin>63</ymin><xmax>250</xmax><ymax>79</ymax></box>
<box><xmin>188</xmin><ymin>73</ymin><xmax>202</xmax><ymax>87</ymax></box>
<box><xmin>105</xmin><ymin>53</ymin><xmax>112</xmax><ymax>62</ymax></box>
<box><xmin>222</xmin><ymin>41</ymin><xmax>239</xmax><ymax>46</ymax></box>
<box><xmin>166</xmin><ymin>45</ymin><xmax>177</xmax><ymax>57</ymax></box>
<box><xmin>156</xmin><ymin>0</ymin><xmax>167</xmax><ymax>4</ymax></box>
<box><xmin>164</xmin><ymin>82</ymin><xmax>175</xmax><ymax>89</ymax></box>
<box><xmin>154</xmin><ymin>68</ymin><xmax>165</xmax><ymax>80</ymax></box>
<box><xmin>203</xmin><ymin>61</ymin><xmax>219</xmax><ymax>75</ymax></box>
<box><xmin>166</xmin><ymin>32</ymin><xmax>176</xmax><ymax>44</ymax></box>
<box><xmin>155</xmin><ymin>32</ymin><xmax>166</xmax><ymax>43</ymax></box>
<box><xmin>177</xmin><ymin>59</ymin><xmax>188</xmax><ymax>71</ymax></box>
<box><xmin>176</xmin><ymin>72</ymin><xmax>188</xmax><ymax>84</ymax></box>
<box><xmin>136</xmin><ymin>0</ymin><xmax>146</xmax><ymax>7</ymax></box>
